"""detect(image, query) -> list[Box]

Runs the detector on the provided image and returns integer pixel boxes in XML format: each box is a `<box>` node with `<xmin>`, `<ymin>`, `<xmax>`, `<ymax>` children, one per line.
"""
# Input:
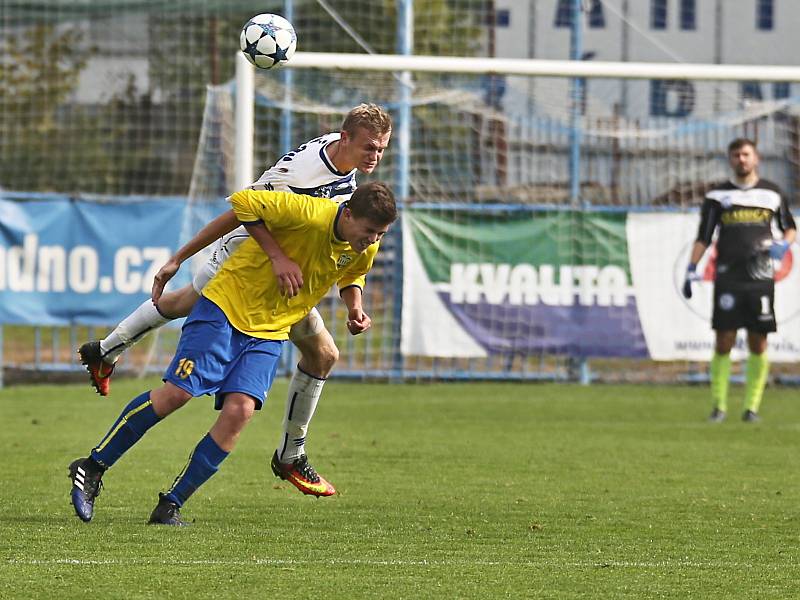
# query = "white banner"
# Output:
<box><xmin>627</xmin><ymin>213</ymin><xmax>800</xmax><ymax>361</ymax></box>
<box><xmin>400</xmin><ymin>214</ymin><xmax>487</xmax><ymax>358</ymax></box>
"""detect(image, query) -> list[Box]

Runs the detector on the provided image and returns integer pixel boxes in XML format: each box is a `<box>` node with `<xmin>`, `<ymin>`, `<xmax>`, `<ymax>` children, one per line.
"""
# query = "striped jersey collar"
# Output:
<box><xmin>332</xmin><ymin>201</ymin><xmax>348</xmax><ymax>243</ymax></box>
<box><xmin>319</xmin><ymin>138</ymin><xmax>351</xmax><ymax>177</ymax></box>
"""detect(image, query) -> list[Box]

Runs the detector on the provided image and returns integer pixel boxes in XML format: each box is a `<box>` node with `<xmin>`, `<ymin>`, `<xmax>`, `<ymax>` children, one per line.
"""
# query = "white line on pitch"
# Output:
<box><xmin>5</xmin><ymin>558</ymin><xmax>788</xmax><ymax>569</ymax></box>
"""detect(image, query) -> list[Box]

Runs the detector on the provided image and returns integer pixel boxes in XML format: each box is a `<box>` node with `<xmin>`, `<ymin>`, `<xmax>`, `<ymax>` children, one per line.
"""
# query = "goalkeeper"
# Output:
<box><xmin>68</xmin><ymin>182</ymin><xmax>397</xmax><ymax>525</ymax></box>
<box><xmin>682</xmin><ymin>138</ymin><xmax>795</xmax><ymax>423</ymax></box>
<box><xmin>78</xmin><ymin>103</ymin><xmax>391</xmax><ymax>496</ymax></box>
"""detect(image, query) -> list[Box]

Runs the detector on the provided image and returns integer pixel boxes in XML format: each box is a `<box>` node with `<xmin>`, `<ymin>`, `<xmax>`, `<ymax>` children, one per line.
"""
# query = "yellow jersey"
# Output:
<box><xmin>202</xmin><ymin>189</ymin><xmax>377</xmax><ymax>340</ymax></box>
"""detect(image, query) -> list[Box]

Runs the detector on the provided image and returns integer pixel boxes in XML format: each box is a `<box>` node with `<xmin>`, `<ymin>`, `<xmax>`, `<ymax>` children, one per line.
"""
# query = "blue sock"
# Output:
<box><xmin>164</xmin><ymin>433</ymin><xmax>229</xmax><ymax>507</ymax></box>
<box><xmin>90</xmin><ymin>391</ymin><xmax>160</xmax><ymax>468</ymax></box>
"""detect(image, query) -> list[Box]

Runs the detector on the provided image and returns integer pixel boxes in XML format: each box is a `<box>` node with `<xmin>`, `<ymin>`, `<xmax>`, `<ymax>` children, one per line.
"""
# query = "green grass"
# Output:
<box><xmin>1</xmin><ymin>379</ymin><xmax>799</xmax><ymax>599</ymax></box>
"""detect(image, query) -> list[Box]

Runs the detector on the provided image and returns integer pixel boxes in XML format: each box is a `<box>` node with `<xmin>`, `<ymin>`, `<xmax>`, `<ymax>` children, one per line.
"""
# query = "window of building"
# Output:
<box><xmin>741</xmin><ymin>81</ymin><xmax>764</xmax><ymax>102</ymax></box>
<box><xmin>554</xmin><ymin>0</ymin><xmax>603</xmax><ymax>28</ymax></box>
<box><xmin>757</xmin><ymin>0</ymin><xmax>773</xmax><ymax>30</ymax></box>
<box><xmin>774</xmin><ymin>82</ymin><xmax>790</xmax><ymax>99</ymax></box>
<box><xmin>680</xmin><ymin>0</ymin><xmax>696</xmax><ymax>30</ymax></box>
<box><xmin>588</xmin><ymin>0</ymin><xmax>605</xmax><ymax>28</ymax></box>
<box><xmin>651</xmin><ymin>80</ymin><xmax>695</xmax><ymax>117</ymax></box>
<box><xmin>651</xmin><ymin>0</ymin><xmax>667</xmax><ymax>30</ymax></box>
<box><xmin>554</xmin><ymin>0</ymin><xmax>572</xmax><ymax>28</ymax></box>
<box><xmin>496</xmin><ymin>9</ymin><xmax>510</xmax><ymax>27</ymax></box>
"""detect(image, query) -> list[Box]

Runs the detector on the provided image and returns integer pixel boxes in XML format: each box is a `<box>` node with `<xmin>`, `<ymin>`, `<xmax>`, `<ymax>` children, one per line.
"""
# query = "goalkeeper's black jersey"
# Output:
<box><xmin>696</xmin><ymin>179</ymin><xmax>795</xmax><ymax>290</ymax></box>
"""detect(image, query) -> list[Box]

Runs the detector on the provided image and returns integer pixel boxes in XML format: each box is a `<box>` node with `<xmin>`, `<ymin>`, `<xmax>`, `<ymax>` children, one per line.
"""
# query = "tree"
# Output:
<box><xmin>0</xmin><ymin>25</ymin><xmax>103</xmax><ymax>192</ymax></box>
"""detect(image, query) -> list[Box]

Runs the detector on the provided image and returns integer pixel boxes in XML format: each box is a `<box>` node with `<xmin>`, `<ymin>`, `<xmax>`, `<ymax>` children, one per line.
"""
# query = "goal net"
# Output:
<box><xmin>182</xmin><ymin>52</ymin><xmax>800</xmax><ymax>382</ymax></box>
<box><xmin>3</xmin><ymin>0</ymin><xmax>800</xmax><ymax>383</ymax></box>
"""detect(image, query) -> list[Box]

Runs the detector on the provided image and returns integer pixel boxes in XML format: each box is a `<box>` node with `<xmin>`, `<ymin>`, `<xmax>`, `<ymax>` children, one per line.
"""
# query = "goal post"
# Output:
<box><xmin>234</xmin><ymin>52</ymin><xmax>255</xmax><ymax>191</ymax></box>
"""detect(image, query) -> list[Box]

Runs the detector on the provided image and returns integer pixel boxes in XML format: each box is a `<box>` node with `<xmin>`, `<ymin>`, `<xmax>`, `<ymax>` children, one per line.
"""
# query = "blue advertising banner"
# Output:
<box><xmin>0</xmin><ymin>197</ymin><xmax>187</xmax><ymax>325</ymax></box>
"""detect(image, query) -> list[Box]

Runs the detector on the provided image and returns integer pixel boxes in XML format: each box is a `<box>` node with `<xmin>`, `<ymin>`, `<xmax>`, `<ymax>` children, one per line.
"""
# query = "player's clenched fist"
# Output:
<box><xmin>346</xmin><ymin>309</ymin><xmax>371</xmax><ymax>335</ymax></box>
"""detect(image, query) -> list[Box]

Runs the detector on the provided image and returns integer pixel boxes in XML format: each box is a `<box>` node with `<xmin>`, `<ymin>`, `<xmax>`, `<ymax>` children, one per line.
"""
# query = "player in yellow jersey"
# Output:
<box><xmin>67</xmin><ymin>182</ymin><xmax>396</xmax><ymax>525</ymax></box>
<box><xmin>78</xmin><ymin>103</ymin><xmax>392</xmax><ymax>498</ymax></box>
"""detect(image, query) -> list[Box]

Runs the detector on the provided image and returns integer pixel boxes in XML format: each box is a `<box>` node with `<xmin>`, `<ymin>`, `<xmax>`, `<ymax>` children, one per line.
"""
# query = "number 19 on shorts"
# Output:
<box><xmin>175</xmin><ymin>358</ymin><xmax>195</xmax><ymax>379</ymax></box>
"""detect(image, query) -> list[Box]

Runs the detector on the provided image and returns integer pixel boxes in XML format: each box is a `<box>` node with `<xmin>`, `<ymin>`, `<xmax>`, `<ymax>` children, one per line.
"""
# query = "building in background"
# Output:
<box><xmin>492</xmin><ymin>0</ymin><xmax>796</xmax><ymax>119</ymax></box>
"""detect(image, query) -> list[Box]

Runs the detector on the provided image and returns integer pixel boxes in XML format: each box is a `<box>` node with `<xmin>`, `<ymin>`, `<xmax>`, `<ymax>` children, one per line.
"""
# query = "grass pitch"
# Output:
<box><xmin>1</xmin><ymin>378</ymin><xmax>798</xmax><ymax>599</ymax></box>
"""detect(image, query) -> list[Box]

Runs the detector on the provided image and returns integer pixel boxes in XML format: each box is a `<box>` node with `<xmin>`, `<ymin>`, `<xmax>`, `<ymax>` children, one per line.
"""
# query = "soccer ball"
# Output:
<box><xmin>239</xmin><ymin>13</ymin><xmax>297</xmax><ymax>70</ymax></box>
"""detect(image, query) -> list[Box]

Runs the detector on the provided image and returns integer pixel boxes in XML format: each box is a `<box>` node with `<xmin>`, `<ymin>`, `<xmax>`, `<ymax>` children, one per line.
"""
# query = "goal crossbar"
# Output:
<box><xmin>285</xmin><ymin>52</ymin><xmax>800</xmax><ymax>82</ymax></box>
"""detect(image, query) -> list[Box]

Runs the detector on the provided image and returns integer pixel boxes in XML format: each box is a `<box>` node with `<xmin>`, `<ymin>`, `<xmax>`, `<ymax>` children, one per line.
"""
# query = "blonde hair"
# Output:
<box><xmin>341</xmin><ymin>103</ymin><xmax>392</xmax><ymax>137</ymax></box>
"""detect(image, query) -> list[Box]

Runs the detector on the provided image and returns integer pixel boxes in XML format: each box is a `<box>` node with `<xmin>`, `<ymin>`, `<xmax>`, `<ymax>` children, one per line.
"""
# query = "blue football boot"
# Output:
<box><xmin>68</xmin><ymin>457</ymin><xmax>104</xmax><ymax>522</ymax></box>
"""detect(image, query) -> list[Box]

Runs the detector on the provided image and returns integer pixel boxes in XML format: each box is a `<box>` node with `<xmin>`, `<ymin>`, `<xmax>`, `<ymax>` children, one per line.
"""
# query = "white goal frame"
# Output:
<box><xmin>234</xmin><ymin>52</ymin><xmax>800</xmax><ymax>192</ymax></box>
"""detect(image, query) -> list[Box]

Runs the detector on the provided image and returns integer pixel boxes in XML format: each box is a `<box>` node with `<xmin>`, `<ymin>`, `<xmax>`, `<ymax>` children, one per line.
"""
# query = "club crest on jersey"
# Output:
<box><xmin>337</xmin><ymin>254</ymin><xmax>353</xmax><ymax>268</ymax></box>
<box><xmin>314</xmin><ymin>184</ymin><xmax>333</xmax><ymax>198</ymax></box>
<box><xmin>313</xmin><ymin>182</ymin><xmax>353</xmax><ymax>199</ymax></box>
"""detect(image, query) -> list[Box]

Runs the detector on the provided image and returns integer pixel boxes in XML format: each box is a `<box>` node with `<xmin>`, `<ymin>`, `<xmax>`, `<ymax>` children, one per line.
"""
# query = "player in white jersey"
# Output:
<box><xmin>78</xmin><ymin>103</ymin><xmax>392</xmax><ymax>496</ymax></box>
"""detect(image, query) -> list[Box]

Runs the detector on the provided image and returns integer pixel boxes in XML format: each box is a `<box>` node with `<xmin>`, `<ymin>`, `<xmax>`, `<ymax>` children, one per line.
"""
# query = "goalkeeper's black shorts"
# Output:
<box><xmin>711</xmin><ymin>285</ymin><xmax>776</xmax><ymax>334</ymax></box>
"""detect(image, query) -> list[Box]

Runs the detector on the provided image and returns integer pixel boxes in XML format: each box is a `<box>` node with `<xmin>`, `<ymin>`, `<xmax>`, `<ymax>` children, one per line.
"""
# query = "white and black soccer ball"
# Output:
<box><xmin>239</xmin><ymin>13</ymin><xmax>297</xmax><ymax>70</ymax></box>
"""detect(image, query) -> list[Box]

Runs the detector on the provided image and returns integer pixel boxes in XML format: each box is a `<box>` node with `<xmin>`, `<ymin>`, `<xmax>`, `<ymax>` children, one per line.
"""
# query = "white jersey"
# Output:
<box><xmin>249</xmin><ymin>132</ymin><xmax>357</xmax><ymax>200</ymax></box>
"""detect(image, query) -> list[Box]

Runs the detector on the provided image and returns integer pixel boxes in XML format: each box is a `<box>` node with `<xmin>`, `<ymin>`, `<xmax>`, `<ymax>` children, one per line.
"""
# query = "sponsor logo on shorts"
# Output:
<box><xmin>718</xmin><ymin>293</ymin><xmax>735</xmax><ymax>310</ymax></box>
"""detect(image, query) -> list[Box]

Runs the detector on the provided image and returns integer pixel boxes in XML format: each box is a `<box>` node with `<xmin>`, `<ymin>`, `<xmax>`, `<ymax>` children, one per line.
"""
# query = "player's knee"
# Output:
<box><xmin>157</xmin><ymin>285</ymin><xmax>199</xmax><ymax>319</ymax></box>
<box><xmin>152</xmin><ymin>384</ymin><xmax>192</xmax><ymax>417</ymax></box>
<box><xmin>222</xmin><ymin>394</ymin><xmax>257</xmax><ymax>427</ymax></box>
<box><xmin>320</xmin><ymin>341</ymin><xmax>339</xmax><ymax>370</ymax></box>
<box><xmin>715</xmin><ymin>343</ymin><xmax>733</xmax><ymax>355</ymax></box>
<box><xmin>714</xmin><ymin>331</ymin><xmax>736</xmax><ymax>355</ymax></box>
<box><xmin>305</xmin><ymin>341</ymin><xmax>339</xmax><ymax>375</ymax></box>
<box><xmin>747</xmin><ymin>335</ymin><xmax>768</xmax><ymax>355</ymax></box>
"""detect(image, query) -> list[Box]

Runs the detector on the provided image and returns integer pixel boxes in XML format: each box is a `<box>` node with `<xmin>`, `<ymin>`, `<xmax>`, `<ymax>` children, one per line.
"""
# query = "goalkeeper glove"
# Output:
<box><xmin>682</xmin><ymin>263</ymin><xmax>700</xmax><ymax>299</ymax></box>
<box><xmin>769</xmin><ymin>240</ymin><xmax>790</xmax><ymax>260</ymax></box>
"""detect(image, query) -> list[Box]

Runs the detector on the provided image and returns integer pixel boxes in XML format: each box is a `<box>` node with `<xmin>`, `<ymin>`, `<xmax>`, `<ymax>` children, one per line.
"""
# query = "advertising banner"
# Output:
<box><xmin>402</xmin><ymin>209</ymin><xmax>800</xmax><ymax>362</ymax></box>
<box><xmin>627</xmin><ymin>212</ymin><xmax>800</xmax><ymax>361</ymax></box>
<box><xmin>0</xmin><ymin>197</ymin><xmax>186</xmax><ymax>325</ymax></box>
<box><xmin>401</xmin><ymin>209</ymin><xmax>648</xmax><ymax>358</ymax></box>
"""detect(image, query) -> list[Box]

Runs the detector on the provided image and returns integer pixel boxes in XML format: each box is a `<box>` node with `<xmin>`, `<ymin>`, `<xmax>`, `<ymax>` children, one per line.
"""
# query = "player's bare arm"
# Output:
<box><xmin>151</xmin><ymin>208</ymin><xmax>304</xmax><ymax>301</ymax></box>
<box><xmin>243</xmin><ymin>221</ymin><xmax>304</xmax><ymax>297</ymax></box>
<box><xmin>151</xmin><ymin>210</ymin><xmax>240</xmax><ymax>302</ymax></box>
<box><xmin>340</xmin><ymin>286</ymin><xmax>371</xmax><ymax>335</ymax></box>
<box><xmin>688</xmin><ymin>240</ymin><xmax>708</xmax><ymax>265</ymax></box>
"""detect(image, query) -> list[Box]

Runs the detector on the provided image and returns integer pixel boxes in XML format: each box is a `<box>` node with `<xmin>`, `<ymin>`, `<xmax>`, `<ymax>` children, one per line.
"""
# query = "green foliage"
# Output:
<box><xmin>1</xmin><ymin>379</ymin><xmax>799</xmax><ymax>598</ymax></box>
<box><xmin>0</xmin><ymin>1</ymin><xmax>489</xmax><ymax>197</ymax></box>
<box><xmin>0</xmin><ymin>25</ymin><xmax>100</xmax><ymax>192</ymax></box>
<box><xmin>293</xmin><ymin>0</ymin><xmax>482</xmax><ymax>56</ymax></box>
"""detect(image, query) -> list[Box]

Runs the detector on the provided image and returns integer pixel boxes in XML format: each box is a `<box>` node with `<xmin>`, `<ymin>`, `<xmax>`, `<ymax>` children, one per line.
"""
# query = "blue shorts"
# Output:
<box><xmin>164</xmin><ymin>297</ymin><xmax>285</xmax><ymax>410</ymax></box>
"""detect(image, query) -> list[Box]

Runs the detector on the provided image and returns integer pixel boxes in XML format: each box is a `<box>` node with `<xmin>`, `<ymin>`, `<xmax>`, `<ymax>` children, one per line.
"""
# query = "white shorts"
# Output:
<box><xmin>192</xmin><ymin>225</ymin><xmax>326</xmax><ymax>342</ymax></box>
<box><xmin>191</xmin><ymin>225</ymin><xmax>250</xmax><ymax>293</ymax></box>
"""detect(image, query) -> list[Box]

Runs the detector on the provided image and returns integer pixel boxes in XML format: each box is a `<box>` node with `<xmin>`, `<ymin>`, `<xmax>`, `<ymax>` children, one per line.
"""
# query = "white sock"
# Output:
<box><xmin>277</xmin><ymin>368</ymin><xmax>326</xmax><ymax>462</ymax></box>
<box><xmin>100</xmin><ymin>300</ymin><xmax>171</xmax><ymax>363</ymax></box>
